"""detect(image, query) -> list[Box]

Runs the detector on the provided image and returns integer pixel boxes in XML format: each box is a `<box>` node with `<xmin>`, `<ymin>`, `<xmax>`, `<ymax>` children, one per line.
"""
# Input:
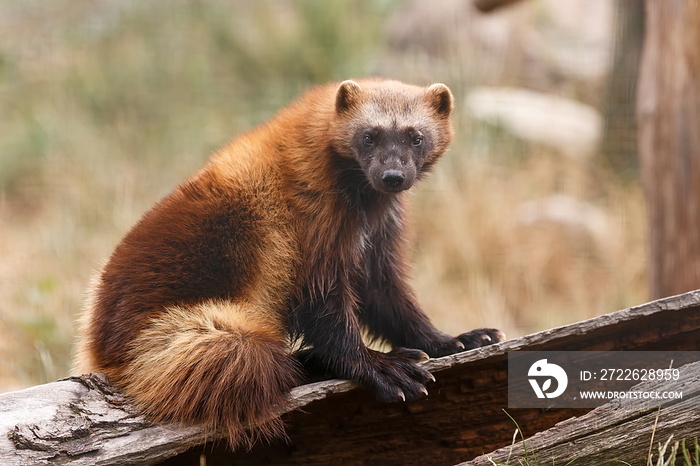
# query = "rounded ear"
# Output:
<box><xmin>425</xmin><ymin>83</ymin><xmax>454</xmax><ymax>117</ymax></box>
<box><xmin>335</xmin><ymin>80</ymin><xmax>362</xmax><ymax>113</ymax></box>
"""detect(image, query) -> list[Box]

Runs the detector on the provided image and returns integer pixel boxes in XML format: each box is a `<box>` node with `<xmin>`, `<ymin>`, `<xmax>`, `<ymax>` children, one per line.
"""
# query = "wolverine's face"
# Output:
<box><xmin>331</xmin><ymin>79</ymin><xmax>454</xmax><ymax>194</ymax></box>
<box><xmin>353</xmin><ymin>125</ymin><xmax>428</xmax><ymax>193</ymax></box>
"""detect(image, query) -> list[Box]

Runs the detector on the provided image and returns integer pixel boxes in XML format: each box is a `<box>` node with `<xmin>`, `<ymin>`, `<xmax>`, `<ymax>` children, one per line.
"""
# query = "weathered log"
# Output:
<box><xmin>1</xmin><ymin>290</ymin><xmax>699</xmax><ymax>465</ymax></box>
<box><xmin>464</xmin><ymin>360</ymin><xmax>700</xmax><ymax>466</ymax></box>
<box><xmin>0</xmin><ymin>372</ymin><xmax>356</xmax><ymax>466</ymax></box>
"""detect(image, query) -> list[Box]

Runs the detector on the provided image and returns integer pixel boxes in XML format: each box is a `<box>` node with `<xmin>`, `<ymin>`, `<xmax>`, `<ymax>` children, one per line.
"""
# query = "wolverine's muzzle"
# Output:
<box><xmin>381</xmin><ymin>169</ymin><xmax>406</xmax><ymax>190</ymax></box>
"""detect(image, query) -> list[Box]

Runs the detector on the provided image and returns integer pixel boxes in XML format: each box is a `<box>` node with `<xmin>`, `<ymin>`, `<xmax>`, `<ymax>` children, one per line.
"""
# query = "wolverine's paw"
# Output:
<box><xmin>366</xmin><ymin>348</ymin><xmax>435</xmax><ymax>403</ymax></box>
<box><xmin>425</xmin><ymin>328</ymin><xmax>506</xmax><ymax>358</ymax></box>
<box><xmin>456</xmin><ymin>328</ymin><xmax>505</xmax><ymax>350</ymax></box>
<box><xmin>423</xmin><ymin>335</ymin><xmax>469</xmax><ymax>358</ymax></box>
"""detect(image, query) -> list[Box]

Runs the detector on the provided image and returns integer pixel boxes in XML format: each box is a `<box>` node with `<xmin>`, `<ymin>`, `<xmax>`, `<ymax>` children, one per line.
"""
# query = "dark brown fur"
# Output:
<box><xmin>74</xmin><ymin>78</ymin><xmax>503</xmax><ymax>448</ymax></box>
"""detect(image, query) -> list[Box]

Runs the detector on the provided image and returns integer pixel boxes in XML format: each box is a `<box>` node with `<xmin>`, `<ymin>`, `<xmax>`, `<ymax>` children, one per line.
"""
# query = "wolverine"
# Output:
<box><xmin>74</xmin><ymin>78</ymin><xmax>504</xmax><ymax>447</ymax></box>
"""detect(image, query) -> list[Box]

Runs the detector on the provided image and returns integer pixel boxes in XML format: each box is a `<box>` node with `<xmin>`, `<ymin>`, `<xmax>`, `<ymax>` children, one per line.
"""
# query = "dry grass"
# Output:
<box><xmin>0</xmin><ymin>0</ymin><xmax>647</xmax><ymax>391</ymax></box>
<box><xmin>412</xmin><ymin>143</ymin><xmax>647</xmax><ymax>335</ymax></box>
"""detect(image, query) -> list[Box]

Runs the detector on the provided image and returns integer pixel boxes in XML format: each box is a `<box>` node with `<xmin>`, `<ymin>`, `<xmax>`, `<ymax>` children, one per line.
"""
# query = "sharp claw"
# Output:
<box><xmin>428</xmin><ymin>374</ymin><xmax>436</xmax><ymax>383</ymax></box>
<box><xmin>397</xmin><ymin>391</ymin><xmax>406</xmax><ymax>402</ymax></box>
<box><xmin>456</xmin><ymin>341</ymin><xmax>465</xmax><ymax>350</ymax></box>
<box><xmin>420</xmin><ymin>386</ymin><xmax>429</xmax><ymax>396</ymax></box>
<box><xmin>496</xmin><ymin>330</ymin><xmax>507</xmax><ymax>341</ymax></box>
<box><xmin>482</xmin><ymin>335</ymin><xmax>492</xmax><ymax>342</ymax></box>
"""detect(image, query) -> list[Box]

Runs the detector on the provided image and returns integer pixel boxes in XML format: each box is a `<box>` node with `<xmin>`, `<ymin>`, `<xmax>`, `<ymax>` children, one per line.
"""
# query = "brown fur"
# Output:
<box><xmin>74</xmin><ymin>78</ymin><xmax>503</xmax><ymax>448</ymax></box>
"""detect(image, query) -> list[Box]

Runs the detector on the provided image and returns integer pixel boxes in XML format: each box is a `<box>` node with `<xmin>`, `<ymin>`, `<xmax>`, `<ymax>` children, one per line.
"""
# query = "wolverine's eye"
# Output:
<box><xmin>364</xmin><ymin>134</ymin><xmax>374</xmax><ymax>145</ymax></box>
<box><xmin>412</xmin><ymin>136</ymin><xmax>423</xmax><ymax>147</ymax></box>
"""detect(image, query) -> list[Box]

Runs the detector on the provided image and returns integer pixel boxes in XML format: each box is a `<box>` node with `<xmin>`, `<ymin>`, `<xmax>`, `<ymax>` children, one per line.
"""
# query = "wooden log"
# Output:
<box><xmin>1</xmin><ymin>290</ymin><xmax>699</xmax><ymax>465</ymax></box>
<box><xmin>0</xmin><ymin>372</ymin><xmax>356</xmax><ymax>466</ymax></box>
<box><xmin>464</xmin><ymin>360</ymin><xmax>700</xmax><ymax>466</ymax></box>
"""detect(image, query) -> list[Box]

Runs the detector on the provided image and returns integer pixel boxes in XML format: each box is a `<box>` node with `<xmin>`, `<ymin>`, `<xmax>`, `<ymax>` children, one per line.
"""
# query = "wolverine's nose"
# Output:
<box><xmin>381</xmin><ymin>170</ymin><xmax>405</xmax><ymax>188</ymax></box>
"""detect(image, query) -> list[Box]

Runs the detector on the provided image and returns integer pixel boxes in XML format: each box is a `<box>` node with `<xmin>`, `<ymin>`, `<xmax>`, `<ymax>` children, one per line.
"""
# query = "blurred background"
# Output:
<box><xmin>0</xmin><ymin>0</ymin><xmax>648</xmax><ymax>391</ymax></box>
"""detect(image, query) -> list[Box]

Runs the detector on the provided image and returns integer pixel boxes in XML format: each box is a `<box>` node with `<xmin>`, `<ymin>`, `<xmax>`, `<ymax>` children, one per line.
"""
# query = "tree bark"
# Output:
<box><xmin>600</xmin><ymin>0</ymin><xmax>645</xmax><ymax>176</ymax></box>
<box><xmin>638</xmin><ymin>0</ymin><xmax>700</xmax><ymax>298</ymax></box>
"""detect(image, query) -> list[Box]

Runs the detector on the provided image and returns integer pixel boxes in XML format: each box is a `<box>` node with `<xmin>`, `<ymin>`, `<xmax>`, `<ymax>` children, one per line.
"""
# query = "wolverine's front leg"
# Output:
<box><xmin>361</xmin><ymin>284</ymin><xmax>503</xmax><ymax>357</ymax></box>
<box><xmin>360</xmin><ymin>215</ymin><xmax>505</xmax><ymax>357</ymax></box>
<box><xmin>294</xmin><ymin>286</ymin><xmax>435</xmax><ymax>402</ymax></box>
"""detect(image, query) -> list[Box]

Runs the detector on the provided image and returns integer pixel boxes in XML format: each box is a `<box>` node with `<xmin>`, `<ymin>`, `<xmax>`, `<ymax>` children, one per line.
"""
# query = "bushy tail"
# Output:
<box><xmin>118</xmin><ymin>301</ymin><xmax>301</xmax><ymax>448</ymax></box>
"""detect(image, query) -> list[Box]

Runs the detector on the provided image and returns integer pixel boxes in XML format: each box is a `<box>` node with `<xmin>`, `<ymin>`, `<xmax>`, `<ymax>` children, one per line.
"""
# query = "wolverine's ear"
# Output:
<box><xmin>425</xmin><ymin>83</ymin><xmax>454</xmax><ymax>117</ymax></box>
<box><xmin>336</xmin><ymin>80</ymin><xmax>362</xmax><ymax>114</ymax></box>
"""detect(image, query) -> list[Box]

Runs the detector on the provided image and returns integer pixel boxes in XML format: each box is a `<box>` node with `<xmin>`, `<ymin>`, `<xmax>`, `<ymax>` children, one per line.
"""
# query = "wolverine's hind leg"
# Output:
<box><xmin>119</xmin><ymin>300</ymin><xmax>301</xmax><ymax>448</ymax></box>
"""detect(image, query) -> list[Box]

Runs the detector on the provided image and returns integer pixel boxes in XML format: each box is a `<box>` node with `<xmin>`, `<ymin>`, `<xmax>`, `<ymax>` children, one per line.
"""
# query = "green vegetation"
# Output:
<box><xmin>651</xmin><ymin>438</ymin><xmax>700</xmax><ymax>466</ymax></box>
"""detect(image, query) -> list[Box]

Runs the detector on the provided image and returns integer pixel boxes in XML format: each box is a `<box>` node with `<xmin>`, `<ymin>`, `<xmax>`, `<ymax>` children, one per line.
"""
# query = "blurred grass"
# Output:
<box><xmin>0</xmin><ymin>0</ymin><xmax>646</xmax><ymax>390</ymax></box>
